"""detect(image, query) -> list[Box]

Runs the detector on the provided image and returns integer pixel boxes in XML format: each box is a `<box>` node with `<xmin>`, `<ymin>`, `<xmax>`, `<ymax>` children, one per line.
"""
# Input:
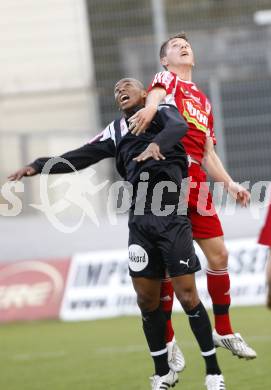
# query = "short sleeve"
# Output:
<box><xmin>147</xmin><ymin>71</ymin><xmax>176</xmax><ymax>94</ymax></box>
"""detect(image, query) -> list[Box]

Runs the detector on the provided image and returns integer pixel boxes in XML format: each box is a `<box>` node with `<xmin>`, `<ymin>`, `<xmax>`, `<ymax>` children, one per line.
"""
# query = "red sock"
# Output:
<box><xmin>160</xmin><ymin>279</ymin><xmax>175</xmax><ymax>342</ymax></box>
<box><xmin>206</xmin><ymin>268</ymin><xmax>233</xmax><ymax>335</ymax></box>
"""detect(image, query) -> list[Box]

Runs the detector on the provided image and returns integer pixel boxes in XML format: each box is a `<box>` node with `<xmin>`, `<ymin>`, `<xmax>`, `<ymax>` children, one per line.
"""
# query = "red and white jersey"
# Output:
<box><xmin>148</xmin><ymin>71</ymin><xmax>216</xmax><ymax>164</ymax></box>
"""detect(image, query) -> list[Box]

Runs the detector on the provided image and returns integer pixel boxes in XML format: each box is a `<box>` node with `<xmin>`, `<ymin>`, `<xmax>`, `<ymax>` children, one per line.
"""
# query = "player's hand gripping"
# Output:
<box><xmin>228</xmin><ymin>181</ymin><xmax>250</xmax><ymax>207</ymax></box>
<box><xmin>128</xmin><ymin>105</ymin><xmax>157</xmax><ymax>135</ymax></box>
<box><xmin>133</xmin><ymin>143</ymin><xmax>165</xmax><ymax>162</ymax></box>
<box><xmin>8</xmin><ymin>166</ymin><xmax>37</xmax><ymax>181</ymax></box>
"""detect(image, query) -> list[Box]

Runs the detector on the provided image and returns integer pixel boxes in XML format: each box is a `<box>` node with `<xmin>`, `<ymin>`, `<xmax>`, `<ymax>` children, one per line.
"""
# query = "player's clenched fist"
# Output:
<box><xmin>8</xmin><ymin>166</ymin><xmax>37</xmax><ymax>181</ymax></box>
<box><xmin>133</xmin><ymin>142</ymin><xmax>165</xmax><ymax>162</ymax></box>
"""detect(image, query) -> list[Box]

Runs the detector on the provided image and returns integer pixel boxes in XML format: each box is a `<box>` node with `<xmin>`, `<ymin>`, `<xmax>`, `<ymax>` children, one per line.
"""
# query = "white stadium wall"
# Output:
<box><xmin>0</xmin><ymin>0</ymin><xmax>92</xmax><ymax>94</ymax></box>
<box><xmin>0</xmin><ymin>0</ymin><xmax>110</xmax><ymax>215</ymax></box>
<box><xmin>0</xmin><ymin>0</ymin><xmax>96</xmax><ymax>128</ymax></box>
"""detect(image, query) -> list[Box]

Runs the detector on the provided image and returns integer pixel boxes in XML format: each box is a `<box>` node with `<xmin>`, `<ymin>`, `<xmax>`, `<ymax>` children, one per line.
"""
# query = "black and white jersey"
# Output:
<box><xmin>31</xmin><ymin>104</ymin><xmax>188</xmax><ymax>189</ymax></box>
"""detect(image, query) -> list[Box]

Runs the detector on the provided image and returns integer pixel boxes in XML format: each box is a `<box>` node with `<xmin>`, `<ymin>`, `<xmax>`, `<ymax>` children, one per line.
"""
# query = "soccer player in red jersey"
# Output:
<box><xmin>128</xmin><ymin>32</ymin><xmax>257</xmax><ymax>363</ymax></box>
<box><xmin>258</xmin><ymin>201</ymin><xmax>271</xmax><ymax>308</ymax></box>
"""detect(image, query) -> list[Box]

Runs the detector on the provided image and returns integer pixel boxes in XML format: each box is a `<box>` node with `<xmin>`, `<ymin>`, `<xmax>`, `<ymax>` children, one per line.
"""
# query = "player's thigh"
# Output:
<box><xmin>190</xmin><ymin>211</ymin><xmax>224</xmax><ymax>239</ymax></box>
<box><xmin>188</xmin><ymin>178</ymin><xmax>224</xmax><ymax>239</ymax></box>
<box><xmin>159</xmin><ymin>215</ymin><xmax>201</xmax><ymax>277</ymax></box>
<box><xmin>259</xmin><ymin>206</ymin><xmax>271</xmax><ymax>245</ymax></box>
<box><xmin>128</xmin><ymin>215</ymin><xmax>164</xmax><ymax>279</ymax></box>
<box><xmin>196</xmin><ymin>236</ymin><xmax>228</xmax><ymax>270</ymax></box>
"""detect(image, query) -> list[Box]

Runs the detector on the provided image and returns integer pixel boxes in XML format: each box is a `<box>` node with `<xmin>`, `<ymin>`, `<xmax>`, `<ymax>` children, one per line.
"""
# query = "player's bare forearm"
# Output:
<box><xmin>202</xmin><ymin>138</ymin><xmax>250</xmax><ymax>206</ymax></box>
<box><xmin>128</xmin><ymin>87</ymin><xmax>166</xmax><ymax>135</ymax></box>
<box><xmin>146</xmin><ymin>87</ymin><xmax>167</xmax><ymax>108</ymax></box>
<box><xmin>203</xmin><ymin>148</ymin><xmax>232</xmax><ymax>188</ymax></box>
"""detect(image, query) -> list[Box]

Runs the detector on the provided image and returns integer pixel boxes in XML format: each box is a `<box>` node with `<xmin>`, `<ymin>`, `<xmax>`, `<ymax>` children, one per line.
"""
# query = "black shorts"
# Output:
<box><xmin>128</xmin><ymin>211</ymin><xmax>200</xmax><ymax>278</ymax></box>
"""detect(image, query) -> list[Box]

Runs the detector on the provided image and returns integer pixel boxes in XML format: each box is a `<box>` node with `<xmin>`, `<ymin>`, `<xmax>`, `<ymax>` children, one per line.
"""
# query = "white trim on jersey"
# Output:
<box><xmin>163</xmin><ymin>75</ymin><xmax>178</xmax><ymax>107</ymax></box>
<box><xmin>88</xmin><ymin>120</ymin><xmax>116</xmax><ymax>145</ymax></box>
<box><xmin>152</xmin><ymin>71</ymin><xmax>174</xmax><ymax>90</ymax></box>
<box><xmin>108</xmin><ymin>122</ymin><xmax>116</xmax><ymax>145</ymax></box>
<box><xmin>120</xmin><ymin>117</ymin><xmax>129</xmax><ymax>137</ymax></box>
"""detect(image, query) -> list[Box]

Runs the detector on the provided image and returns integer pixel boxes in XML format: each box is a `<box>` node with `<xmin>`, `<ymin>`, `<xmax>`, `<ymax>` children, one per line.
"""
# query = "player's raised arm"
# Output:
<box><xmin>8</xmin><ymin>126</ymin><xmax>116</xmax><ymax>181</ymax></box>
<box><xmin>129</xmin><ymin>71</ymin><xmax>177</xmax><ymax>136</ymax></box>
<box><xmin>128</xmin><ymin>87</ymin><xmax>166</xmax><ymax>135</ymax></box>
<box><xmin>202</xmin><ymin>137</ymin><xmax>250</xmax><ymax>206</ymax></box>
<box><xmin>133</xmin><ymin>104</ymin><xmax>187</xmax><ymax>162</ymax></box>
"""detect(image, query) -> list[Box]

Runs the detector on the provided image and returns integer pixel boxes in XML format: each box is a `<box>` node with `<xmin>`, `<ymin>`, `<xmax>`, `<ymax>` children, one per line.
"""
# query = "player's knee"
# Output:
<box><xmin>208</xmin><ymin>247</ymin><xmax>229</xmax><ymax>269</ymax></box>
<box><xmin>136</xmin><ymin>291</ymin><xmax>159</xmax><ymax>312</ymax></box>
<box><xmin>175</xmin><ymin>288</ymin><xmax>198</xmax><ymax>312</ymax></box>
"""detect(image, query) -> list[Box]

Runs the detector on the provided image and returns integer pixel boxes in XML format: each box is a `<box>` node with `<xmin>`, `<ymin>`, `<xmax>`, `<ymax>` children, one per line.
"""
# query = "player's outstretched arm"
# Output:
<box><xmin>8</xmin><ymin>137</ymin><xmax>116</xmax><ymax>180</ymax></box>
<box><xmin>202</xmin><ymin>137</ymin><xmax>250</xmax><ymax>206</ymax></box>
<box><xmin>128</xmin><ymin>87</ymin><xmax>166</xmax><ymax>135</ymax></box>
<box><xmin>8</xmin><ymin>166</ymin><xmax>37</xmax><ymax>181</ymax></box>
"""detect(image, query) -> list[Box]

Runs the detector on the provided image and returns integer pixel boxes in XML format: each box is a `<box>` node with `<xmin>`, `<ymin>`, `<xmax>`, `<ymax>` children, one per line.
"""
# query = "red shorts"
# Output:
<box><xmin>258</xmin><ymin>203</ymin><xmax>271</xmax><ymax>246</ymax></box>
<box><xmin>188</xmin><ymin>163</ymin><xmax>224</xmax><ymax>239</ymax></box>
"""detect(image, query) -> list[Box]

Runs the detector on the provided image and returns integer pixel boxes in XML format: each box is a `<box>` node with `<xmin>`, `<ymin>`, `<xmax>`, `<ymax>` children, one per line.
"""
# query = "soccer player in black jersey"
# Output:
<box><xmin>9</xmin><ymin>78</ymin><xmax>226</xmax><ymax>390</ymax></box>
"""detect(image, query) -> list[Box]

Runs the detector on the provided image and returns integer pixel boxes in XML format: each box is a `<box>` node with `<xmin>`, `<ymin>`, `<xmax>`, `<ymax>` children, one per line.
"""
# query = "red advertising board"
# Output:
<box><xmin>0</xmin><ymin>259</ymin><xmax>70</xmax><ymax>322</ymax></box>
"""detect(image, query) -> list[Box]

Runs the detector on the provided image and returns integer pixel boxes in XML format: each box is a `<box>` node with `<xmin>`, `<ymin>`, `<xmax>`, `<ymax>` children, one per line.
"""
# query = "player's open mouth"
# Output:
<box><xmin>181</xmin><ymin>52</ymin><xmax>189</xmax><ymax>57</ymax></box>
<box><xmin>120</xmin><ymin>94</ymin><xmax>130</xmax><ymax>103</ymax></box>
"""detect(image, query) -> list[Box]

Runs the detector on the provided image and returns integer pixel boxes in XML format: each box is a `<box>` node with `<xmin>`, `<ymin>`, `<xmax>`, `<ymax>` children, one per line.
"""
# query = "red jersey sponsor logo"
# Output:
<box><xmin>183</xmin><ymin>99</ymin><xmax>209</xmax><ymax>132</ymax></box>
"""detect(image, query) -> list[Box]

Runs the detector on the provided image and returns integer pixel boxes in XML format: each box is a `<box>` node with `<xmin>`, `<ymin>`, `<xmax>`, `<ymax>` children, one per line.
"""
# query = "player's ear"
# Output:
<box><xmin>161</xmin><ymin>56</ymin><xmax>168</xmax><ymax>68</ymax></box>
<box><xmin>141</xmin><ymin>90</ymin><xmax>147</xmax><ymax>99</ymax></box>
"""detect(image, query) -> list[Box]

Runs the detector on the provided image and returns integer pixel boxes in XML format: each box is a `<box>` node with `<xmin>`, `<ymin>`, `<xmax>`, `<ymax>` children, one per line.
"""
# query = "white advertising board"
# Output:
<box><xmin>60</xmin><ymin>238</ymin><xmax>268</xmax><ymax>321</ymax></box>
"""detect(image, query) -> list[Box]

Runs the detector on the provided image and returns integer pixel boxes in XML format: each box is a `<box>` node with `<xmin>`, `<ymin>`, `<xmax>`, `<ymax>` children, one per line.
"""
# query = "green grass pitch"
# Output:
<box><xmin>0</xmin><ymin>306</ymin><xmax>270</xmax><ymax>389</ymax></box>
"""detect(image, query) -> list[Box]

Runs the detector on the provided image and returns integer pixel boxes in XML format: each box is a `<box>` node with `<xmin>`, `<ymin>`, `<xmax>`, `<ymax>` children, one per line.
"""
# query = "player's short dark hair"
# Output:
<box><xmin>159</xmin><ymin>32</ymin><xmax>189</xmax><ymax>59</ymax></box>
<box><xmin>114</xmin><ymin>78</ymin><xmax>145</xmax><ymax>91</ymax></box>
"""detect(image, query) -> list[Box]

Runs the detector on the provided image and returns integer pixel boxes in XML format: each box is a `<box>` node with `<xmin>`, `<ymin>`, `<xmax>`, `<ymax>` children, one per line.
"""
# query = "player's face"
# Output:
<box><xmin>161</xmin><ymin>38</ymin><xmax>194</xmax><ymax>69</ymax></box>
<box><xmin>114</xmin><ymin>79</ymin><xmax>147</xmax><ymax>111</ymax></box>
